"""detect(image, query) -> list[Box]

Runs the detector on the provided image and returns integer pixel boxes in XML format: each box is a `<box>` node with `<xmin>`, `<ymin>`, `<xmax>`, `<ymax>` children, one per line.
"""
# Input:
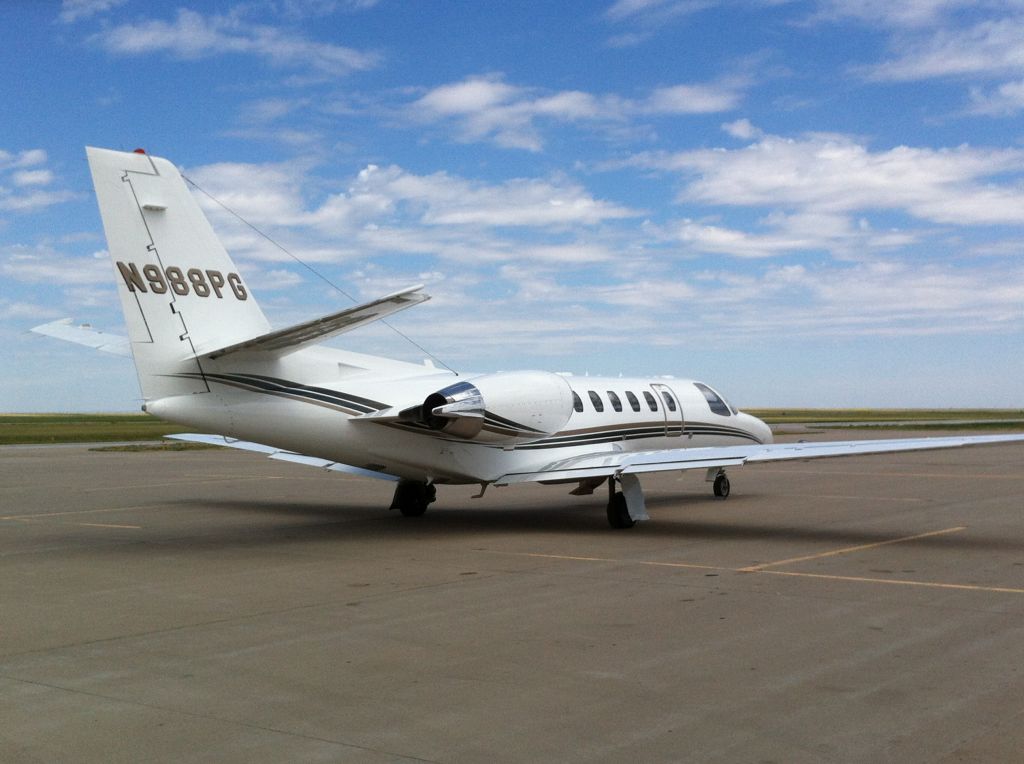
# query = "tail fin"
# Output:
<box><xmin>86</xmin><ymin>147</ymin><xmax>271</xmax><ymax>401</ymax></box>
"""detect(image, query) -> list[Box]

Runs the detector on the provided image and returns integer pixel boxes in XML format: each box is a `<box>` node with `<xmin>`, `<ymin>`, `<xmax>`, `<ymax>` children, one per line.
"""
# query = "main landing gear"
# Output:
<box><xmin>390</xmin><ymin>480</ymin><xmax>436</xmax><ymax>517</ymax></box>
<box><xmin>606</xmin><ymin>478</ymin><xmax>635</xmax><ymax>529</ymax></box>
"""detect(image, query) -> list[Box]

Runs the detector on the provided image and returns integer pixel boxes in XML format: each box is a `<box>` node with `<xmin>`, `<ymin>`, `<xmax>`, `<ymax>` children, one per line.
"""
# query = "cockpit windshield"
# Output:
<box><xmin>694</xmin><ymin>382</ymin><xmax>736</xmax><ymax>416</ymax></box>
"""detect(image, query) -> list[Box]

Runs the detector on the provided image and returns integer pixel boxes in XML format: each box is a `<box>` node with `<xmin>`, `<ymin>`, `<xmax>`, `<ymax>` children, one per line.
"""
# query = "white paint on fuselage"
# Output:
<box><xmin>148</xmin><ymin>344</ymin><xmax>773</xmax><ymax>485</ymax></box>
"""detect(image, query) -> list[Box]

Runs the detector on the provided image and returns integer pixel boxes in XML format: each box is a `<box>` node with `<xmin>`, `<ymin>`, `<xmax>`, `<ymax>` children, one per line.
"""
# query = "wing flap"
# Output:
<box><xmin>203</xmin><ymin>284</ymin><xmax>429</xmax><ymax>359</ymax></box>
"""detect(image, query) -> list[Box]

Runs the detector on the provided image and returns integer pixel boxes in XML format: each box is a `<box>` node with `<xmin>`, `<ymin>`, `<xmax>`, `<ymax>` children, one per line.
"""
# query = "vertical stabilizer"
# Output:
<box><xmin>86</xmin><ymin>147</ymin><xmax>271</xmax><ymax>401</ymax></box>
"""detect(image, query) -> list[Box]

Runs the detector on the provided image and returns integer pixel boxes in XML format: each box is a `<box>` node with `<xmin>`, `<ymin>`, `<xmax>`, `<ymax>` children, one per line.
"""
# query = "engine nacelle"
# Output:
<box><xmin>417</xmin><ymin>371</ymin><xmax>574</xmax><ymax>444</ymax></box>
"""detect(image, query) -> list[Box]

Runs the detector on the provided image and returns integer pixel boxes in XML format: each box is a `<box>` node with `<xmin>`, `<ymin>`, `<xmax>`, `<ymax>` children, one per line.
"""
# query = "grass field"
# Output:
<box><xmin>3</xmin><ymin>409</ymin><xmax>1023</xmax><ymax>446</ymax></box>
<box><xmin>0</xmin><ymin>414</ymin><xmax>184</xmax><ymax>445</ymax></box>
<box><xmin>746</xmin><ymin>409</ymin><xmax>1024</xmax><ymax>426</ymax></box>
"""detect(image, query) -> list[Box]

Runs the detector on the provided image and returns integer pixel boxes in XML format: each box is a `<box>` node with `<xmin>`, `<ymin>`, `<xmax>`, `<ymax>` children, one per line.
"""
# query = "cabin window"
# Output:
<box><xmin>625</xmin><ymin>391</ymin><xmax>641</xmax><ymax>412</ymax></box>
<box><xmin>572</xmin><ymin>391</ymin><xmax>583</xmax><ymax>413</ymax></box>
<box><xmin>643</xmin><ymin>391</ymin><xmax>658</xmax><ymax>411</ymax></box>
<box><xmin>661</xmin><ymin>391</ymin><xmax>677</xmax><ymax>412</ymax></box>
<box><xmin>607</xmin><ymin>391</ymin><xmax>622</xmax><ymax>412</ymax></box>
<box><xmin>588</xmin><ymin>390</ymin><xmax>604</xmax><ymax>412</ymax></box>
<box><xmin>694</xmin><ymin>382</ymin><xmax>733</xmax><ymax>416</ymax></box>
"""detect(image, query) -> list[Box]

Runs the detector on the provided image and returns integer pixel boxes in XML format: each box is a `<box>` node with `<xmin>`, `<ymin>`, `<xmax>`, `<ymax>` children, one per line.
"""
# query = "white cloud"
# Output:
<box><xmin>12</xmin><ymin>170</ymin><xmax>54</xmax><ymax>187</ymax></box>
<box><xmin>409</xmin><ymin>74</ymin><xmax>744</xmax><ymax>151</ymax></box>
<box><xmin>643</xmin><ymin>83</ymin><xmax>742</xmax><ymax>113</ymax></box>
<box><xmin>968</xmin><ymin>78</ymin><xmax>1024</xmax><ymax>115</ymax></box>
<box><xmin>675</xmin><ymin>211</ymin><xmax>917</xmax><ymax>259</ymax></box>
<box><xmin>721</xmin><ymin>118</ymin><xmax>762</xmax><ymax>140</ymax></box>
<box><xmin>604</xmin><ymin>0</ymin><xmax>716</xmax><ymax>43</ymax></box>
<box><xmin>865</xmin><ymin>17</ymin><xmax>1024</xmax><ymax>81</ymax></box>
<box><xmin>811</xmin><ymin>0</ymin><xmax>985</xmax><ymax>28</ymax></box>
<box><xmin>627</xmin><ymin>131</ymin><xmax>1024</xmax><ymax>225</ymax></box>
<box><xmin>672</xmin><ymin>258</ymin><xmax>1024</xmax><ymax>342</ymax></box>
<box><xmin>0</xmin><ymin>150</ymin><xmax>73</xmax><ymax>214</ymax></box>
<box><xmin>184</xmin><ymin>158</ymin><xmax>639</xmax><ymax>273</ymax></box>
<box><xmin>311</xmin><ymin>164</ymin><xmax>639</xmax><ymax>229</ymax></box>
<box><xmin>0</xmin><ymin>299</ymin><xmax>56</xmax><ymax>320</ymax></box>
<box><xmin>0</xmin><ymin>149</ymin><xmax>47</xmax><ymax>172</ymax></box>
<box><xmin>58</xmin><ymin>0</ymin><xmax>127</xmax><ymax>24</ymax></box>
<box><xmin>1</xmin><ymin>246</ymin><xmax>111</xmax><ymax>285</ymax></box>
<box><xmin>604</xmin><ymin>0</ymin><xmax>717</xmax><ymax>27</ymax></box>
<box><xmin>92</xmin><ymin>8</ymin><xmax>379</xmax><ymax>76</ymax></box>
<box><xmin>185</xmin><ymin>160</ymin><xmax>311</xmax><ymax>226</ymax></box>
<box><xmin>238</xmin><ymin>97</ymin><xmax>311</xmax><ymax>123</ymax></box>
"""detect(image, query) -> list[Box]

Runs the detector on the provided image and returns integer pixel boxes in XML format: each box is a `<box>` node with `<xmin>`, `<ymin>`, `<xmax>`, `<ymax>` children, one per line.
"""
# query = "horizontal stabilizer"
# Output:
<box><xmin>166</xmin><ymin>434</ymin><xmax>401</xmax><ymax>481</ymax></box>
<box><xmin>204</xmin><ymin>284</ymin><xmax>430</xmax><ymax>359</ymax></box>
<box><xmin>32</xmin><ymin>319</ymin><xmax>131</xmax><ymax>357</ymax></box>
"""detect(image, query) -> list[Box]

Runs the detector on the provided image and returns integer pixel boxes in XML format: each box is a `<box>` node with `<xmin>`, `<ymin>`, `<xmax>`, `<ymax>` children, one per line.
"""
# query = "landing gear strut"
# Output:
<box><xmin>390</xmin><ymin>481</ymin><xmax>436</xmax><ymax>517</ymax></box>
<box><xmin>606</xmin><ymin>478</ymin><xmax>635</xmax><ymax>529</ymax></box>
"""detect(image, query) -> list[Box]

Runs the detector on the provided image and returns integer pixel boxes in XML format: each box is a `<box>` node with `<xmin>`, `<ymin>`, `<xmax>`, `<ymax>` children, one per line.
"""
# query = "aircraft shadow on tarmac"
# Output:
<box><xmin>70</xmin><ymin>491</ymin><xmax>1024</xmax><ymax>556</ymax></box>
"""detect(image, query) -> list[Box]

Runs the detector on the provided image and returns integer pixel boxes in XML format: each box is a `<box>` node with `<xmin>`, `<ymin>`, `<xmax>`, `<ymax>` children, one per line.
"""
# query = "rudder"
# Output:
<box><xmin>86</xmin><ymin>147</ymin><xmax>271</xmax><ymax>401</ymax></box>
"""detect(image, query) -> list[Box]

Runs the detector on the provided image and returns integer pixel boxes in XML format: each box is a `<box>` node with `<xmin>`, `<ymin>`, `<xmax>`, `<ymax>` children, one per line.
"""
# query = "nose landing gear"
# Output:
<box><xmin>712</xmin><ymin>471</ymin><xmax>730</xmax><ymax>498</ymax></box>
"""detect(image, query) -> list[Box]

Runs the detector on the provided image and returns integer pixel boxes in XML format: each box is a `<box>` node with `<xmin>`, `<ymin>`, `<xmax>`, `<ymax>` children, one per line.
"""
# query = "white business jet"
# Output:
<box><xmin>34</xmin><ymin>148</ymin><xmax>1024</xmax><ymax>528</ymax></box>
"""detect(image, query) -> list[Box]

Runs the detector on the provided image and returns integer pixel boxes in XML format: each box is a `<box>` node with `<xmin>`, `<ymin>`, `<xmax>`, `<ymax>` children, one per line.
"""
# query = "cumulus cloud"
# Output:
<box><xmin>0</xmin><ymin>149</ymin><xmax>47</xmax><ymax>171</ymax></box>
<box><xmin>409</xmin><ymin>74</ymin><xmax>744</xmax><ymax>151</ymax></box>
<box><xmin>675</xmin><ymin>212</ymin><xmax>917</xmax><ymax>259</ymax></box>
<box><xmin>0</xmin><ymin>150</ymin><xmax>74</xmax><ymax>214</ymax></box>
<box><xmin>183</xmin><ymin>158</ymin><xmax>640</xmax><ymax>273</ymax></box>
<box><xmin>331</xmin><ymin>164</ymin><xmax>638</xmax><ymax>228</ymax></box>
<box><xmin>627</xmin><ymin>131</ymin><xmax>1024</xmax><ymax>225</ymax></box>
<box><xmin>91</xmin><ymin>8</ymin><xmax>379</xmax><ymax>76</ymax></box>
<box><xmin>721</xmin><ymin>118</ymin><xmax>762</xmax><ymax>140</ymax></box>
<box><xmin>12</xmin><ymin>170</ymin><xmax>55</xmax><ymax>187</ymax></box>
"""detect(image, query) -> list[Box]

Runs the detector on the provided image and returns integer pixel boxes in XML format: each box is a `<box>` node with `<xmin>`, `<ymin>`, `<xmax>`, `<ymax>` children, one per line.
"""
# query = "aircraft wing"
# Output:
<box><xmin>166</xmin><ymin>433</ymin><xmax>401</xmax><ymax>481</ymax></box>
<box><xmin>31</xmin><ymin>319</ymin><xmax>131</xmax><ymax>357</ymax></box>
<box><xmin>203</xmin><ymin>284</ymin><xmax>429</xmax><ymax>359</ymax></box>
<box><xmin>494</xmin><ymin>433</ymin><xmax>1024</xmax><ymax>485</ymax></box>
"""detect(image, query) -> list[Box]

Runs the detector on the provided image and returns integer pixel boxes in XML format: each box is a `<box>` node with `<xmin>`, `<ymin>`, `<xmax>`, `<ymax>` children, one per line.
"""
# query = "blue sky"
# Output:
<box><xmin>2</xmin><ymin>0</ymin><xmax>1023</xmax><ymax>411</ymax></box>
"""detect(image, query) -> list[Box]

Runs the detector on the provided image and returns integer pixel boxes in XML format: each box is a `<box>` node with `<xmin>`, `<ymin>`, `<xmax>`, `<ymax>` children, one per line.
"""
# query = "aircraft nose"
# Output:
<box><xmin>741</xmin><ymin>412</ymin><xmax>773</xmax><ymax>444</ymax></box>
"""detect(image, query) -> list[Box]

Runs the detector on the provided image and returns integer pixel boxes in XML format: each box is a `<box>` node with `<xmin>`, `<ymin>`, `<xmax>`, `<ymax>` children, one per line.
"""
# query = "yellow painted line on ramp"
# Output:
<box><xmin>495</xmin><ymin>551</ymin><xmax>730</xmax><ymax>572</ymax></box>
<box><xmin>739</xmin><ymin>526</ymin><xmax>966</xmax><ymax>572</ymax></box>
<box><xmin>82</xmin><ymin>475</ymin><xmax>289</xmax><ymax>492</ymax></box>
<box><xmin>77</xmin><ymin>522</ymin><xmax>142</xmax><ymax>530</ymax></box>
<box><xmin>755</xmin><ymin>569</ymin><xmax>1024</xmax><ymax>595</ymax></box>
<box><xmin>765</xmin><ymin>468</ymin><xmax>1024</xmax><ymax>481</ymax></box>
<box><xmin>1</xmin><ymin>504</ymin><xmax>165</xmax><ymax>522</ymax></box>
<box><xmin>489</xmin><ymin>524</ymin><xmax>1024</xmax><ymax>595</ymax></box>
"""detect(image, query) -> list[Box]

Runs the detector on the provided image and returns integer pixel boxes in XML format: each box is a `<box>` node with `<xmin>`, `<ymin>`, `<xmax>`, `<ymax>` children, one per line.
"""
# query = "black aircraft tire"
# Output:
<box><xmin>399</xmin><ymin>500</ymin><xmax>428</xmax><ymax>517</ymax></box>
<box><xmin>395</xmin><ymin>482</ymin><xmax>431</xmax><ymax>517</ymax></box>
<box><xmin>606</xmin><ymin>492</ymin><xmax>635</xmax><ymax>529</ymax></box>
<box><xmin>713</xmin><ymin>473</ymin><xmax>731</xmax><ymax>498</ymax></box>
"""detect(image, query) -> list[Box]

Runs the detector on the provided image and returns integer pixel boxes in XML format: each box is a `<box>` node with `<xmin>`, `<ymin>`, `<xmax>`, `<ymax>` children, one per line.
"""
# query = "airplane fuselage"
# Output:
<box><xmin>146</xmin><ymin>345</ymin><xmax>773</xmax><ymax>485</ymax></box>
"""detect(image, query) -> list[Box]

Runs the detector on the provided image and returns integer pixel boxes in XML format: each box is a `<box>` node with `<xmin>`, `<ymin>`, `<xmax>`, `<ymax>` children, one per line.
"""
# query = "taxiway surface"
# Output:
<box><xmin>2</xmin><ymin>433</ymin><xmax>1023</xmax><ymax>762</ymax></box>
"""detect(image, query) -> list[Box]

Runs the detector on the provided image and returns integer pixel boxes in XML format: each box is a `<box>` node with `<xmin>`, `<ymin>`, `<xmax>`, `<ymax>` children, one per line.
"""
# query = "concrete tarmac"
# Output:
<box><xmin>2</xmin><ymin>433</ymin><xmax>1023</xmax><ymax>763</ymax></box>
